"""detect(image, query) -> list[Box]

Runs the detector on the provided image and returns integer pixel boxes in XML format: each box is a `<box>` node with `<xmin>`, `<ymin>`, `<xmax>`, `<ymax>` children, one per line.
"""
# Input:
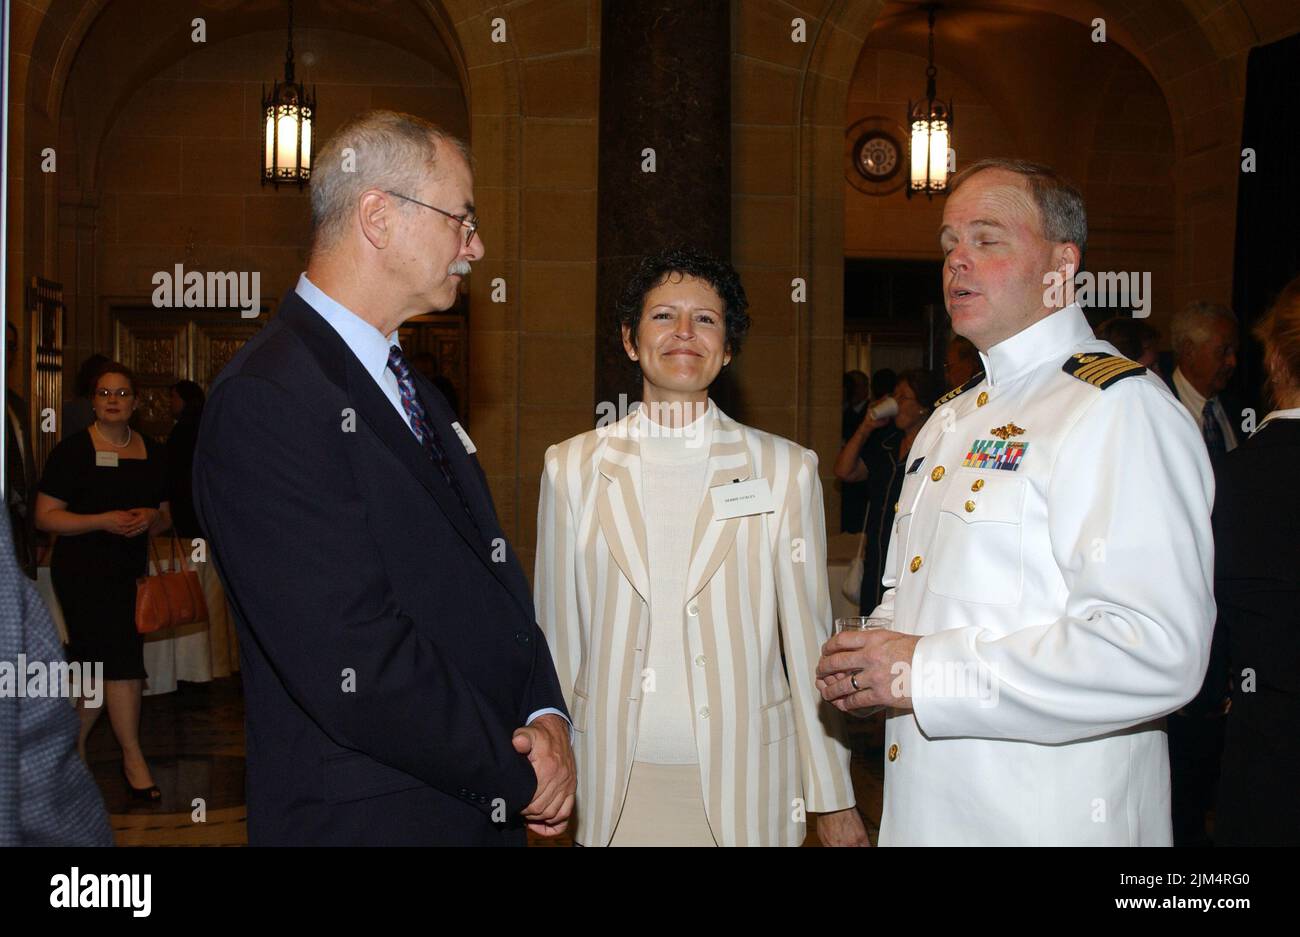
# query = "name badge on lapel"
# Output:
<box><xmin>95</xmin><ymin>450</ymin><xmax>119</xmax><ymax>468</ymax></box>
<box><xmin>709</xmin><ymin>478</ymin><xmax>775</xmax><ymax>520</ymax></box>
<box><xmin>450</xmin><ymin>421</ymin><xmax>477</xmax><ymax>455</ymax></box>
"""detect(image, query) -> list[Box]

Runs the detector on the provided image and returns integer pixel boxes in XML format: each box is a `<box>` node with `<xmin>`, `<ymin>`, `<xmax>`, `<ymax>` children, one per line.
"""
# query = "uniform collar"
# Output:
<box><xmin>978</xmin><ymin>304</ymin><xmax>1094</xmax><ymax>387</ymax></box>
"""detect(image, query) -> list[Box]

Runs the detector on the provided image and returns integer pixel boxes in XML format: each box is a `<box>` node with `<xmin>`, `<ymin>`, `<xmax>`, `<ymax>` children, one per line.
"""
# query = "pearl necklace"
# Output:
<box><xmin>92</xmin><ymin>421</ymin><xmax>132</xmax><ymax>449</ymax></box>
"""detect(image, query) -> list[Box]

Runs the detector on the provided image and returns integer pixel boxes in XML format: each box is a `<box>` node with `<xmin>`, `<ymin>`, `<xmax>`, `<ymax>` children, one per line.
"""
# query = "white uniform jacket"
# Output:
<box><xmin>535</xmin><ymin>404</ymin><xmax>855</xmax><ymax>846</ymax></box>
<box><xmin>872</xmin><ymin>304</ymin><xmax>1216</xmax><ymax>845</ymax></box>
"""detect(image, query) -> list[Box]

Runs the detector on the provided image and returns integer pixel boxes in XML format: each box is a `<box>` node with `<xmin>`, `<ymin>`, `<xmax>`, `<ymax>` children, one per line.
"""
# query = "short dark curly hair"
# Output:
<box><xmin>616</xmin><ymin>246</ymin><xmax>751</xmax><ymax>357</ymax></box>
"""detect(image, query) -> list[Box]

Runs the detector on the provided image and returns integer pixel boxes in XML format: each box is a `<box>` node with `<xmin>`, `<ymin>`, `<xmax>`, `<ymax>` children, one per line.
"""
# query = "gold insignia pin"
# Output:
<box><xmin>990</xmin><ymin>422</ymin><xmax>1025</xmax><ymax>440</ymax></box>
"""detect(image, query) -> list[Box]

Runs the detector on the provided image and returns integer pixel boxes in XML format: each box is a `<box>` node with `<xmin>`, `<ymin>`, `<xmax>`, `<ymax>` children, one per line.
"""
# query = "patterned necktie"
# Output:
<box><xmin>386</xmin><ymin>345</ymin><xmax>479</xmax><ymax>531</ymax></box>
<box><xmin>1201</xmin><ymin>399</ymin><xmax>1227</xmax><ymax>456</ymax></box>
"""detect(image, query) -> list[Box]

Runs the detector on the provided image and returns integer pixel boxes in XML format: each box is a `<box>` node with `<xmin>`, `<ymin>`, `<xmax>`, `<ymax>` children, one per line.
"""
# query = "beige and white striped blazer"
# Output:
<box><xmin>535</xmin><ymin>404</ymin><xmax>854</xmax><ymax>846</ymax></box>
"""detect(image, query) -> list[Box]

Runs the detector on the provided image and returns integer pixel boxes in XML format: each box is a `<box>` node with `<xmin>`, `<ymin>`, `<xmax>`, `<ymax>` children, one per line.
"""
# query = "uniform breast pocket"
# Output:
<box><xmin>927</xmin><ymin>472</ymin><xmax>1025</xmax><ymax>605</ymax></box>
<box><xmin>892</xmin><ymin>471</ymin><xmax>925</xmax><ymax>560</ymax></box>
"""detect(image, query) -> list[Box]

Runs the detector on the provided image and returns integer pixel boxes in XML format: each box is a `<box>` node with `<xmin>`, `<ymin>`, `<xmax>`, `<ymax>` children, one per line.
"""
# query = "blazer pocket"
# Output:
<box><xmin>569</xmin><ymin>688</ymin><xmax>590</xmax><ymax>734</ymax></box>
<box><xmin>760</xmin><ymin>695</ymin><xmax>797</xmax><ymax>744</ymax></box>
<box><xmin>322</xmin><ymin>750</ymin><xmax>428</xmax><ymax>804</ymax></box>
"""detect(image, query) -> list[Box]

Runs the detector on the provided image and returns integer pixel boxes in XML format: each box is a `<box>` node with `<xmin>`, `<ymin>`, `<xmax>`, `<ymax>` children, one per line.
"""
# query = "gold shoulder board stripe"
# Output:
<box><xmin>1062</xmin><ymin>352</ymin><xmax>1147</xmax><ymax>389</ymax></box>
<box><xmin>934</xmin><ymin>370</ymin><xmax>986</xmax><ymax>406</ymax></box>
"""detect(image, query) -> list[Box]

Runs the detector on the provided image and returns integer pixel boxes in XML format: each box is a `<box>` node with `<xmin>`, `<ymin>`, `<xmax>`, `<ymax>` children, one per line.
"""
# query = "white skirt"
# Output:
<box><xmin>608</xmin><ymin>761</ymin><xmax>718</xmax><ymax>847</ymax></box>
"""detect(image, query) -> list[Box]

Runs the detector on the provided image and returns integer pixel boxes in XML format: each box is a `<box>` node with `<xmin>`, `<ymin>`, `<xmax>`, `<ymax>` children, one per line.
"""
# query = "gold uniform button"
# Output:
<box><xmin>887</xmin><ymin>743</ymin><xmax>899</xmax><ymax>762</ymax></box>
<box><xmin>971</xmin><ymin>478</ymin><xmax>985</xmax><ymax>491</ymax></box>
<box><xmin>930</xmin><ymin>465</ymin><xmax>945</xmax><ymax>482</ymax></box>
<box><xmin>965</xmin><ymin>500</ymin><xmax>976</xmax><ymax>512</ymax></box>
<box><xmin>909</xmin><ymin>555</ymin><xmax>923</xmax><ymax>573</ymax></box>
<box><xmin>893</xmin><ymin>501</ymin><xmax>899</xmax><ymax>513</ymax></box>
<box><xmin>977</xmin><ymin>391</ymin><xmax>989</xmax><ymax>407</ymax></box>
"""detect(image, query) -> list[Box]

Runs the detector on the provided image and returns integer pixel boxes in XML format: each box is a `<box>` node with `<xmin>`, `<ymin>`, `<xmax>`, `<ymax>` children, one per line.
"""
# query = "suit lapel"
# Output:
<box><xmin>596</xmin><ymin>413</ymin><xmax>652</xmax><ymax>605</ymax></box>
<box><xmin>279</xmin><ymin>292</ymin><xmax>531</xmax><ymax>616</ymax></box>
<box><xmin>411</xmin><ymin>372</ymin><xmax>535</xmax><ymax>616</ymax></box>
<box><xmin>684</xmin><ymin>406</ymin><xmax>754</xmax><ymax>602</ymax></box>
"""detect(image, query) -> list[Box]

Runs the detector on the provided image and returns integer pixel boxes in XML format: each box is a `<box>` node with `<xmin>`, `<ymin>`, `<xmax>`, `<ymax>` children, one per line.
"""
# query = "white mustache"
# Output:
<box><xmin>448</xmin><ymin>260</ymin><xmax>471</xmax><ymax>276</ymax></box>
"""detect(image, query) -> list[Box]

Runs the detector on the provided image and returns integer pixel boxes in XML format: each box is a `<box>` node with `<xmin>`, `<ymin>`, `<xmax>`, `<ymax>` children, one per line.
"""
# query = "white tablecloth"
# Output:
<box><xmin>34</xmin><ymin>539</ymin><xmax>237</xmax><ymax>695</ymax></box>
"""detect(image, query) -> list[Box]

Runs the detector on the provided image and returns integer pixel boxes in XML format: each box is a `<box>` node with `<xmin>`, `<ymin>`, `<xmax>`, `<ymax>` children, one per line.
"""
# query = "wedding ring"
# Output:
<box><xmin>850</xmin><ymin>674</ymin><xmax>861</xmax><ymax>691</ymax></box>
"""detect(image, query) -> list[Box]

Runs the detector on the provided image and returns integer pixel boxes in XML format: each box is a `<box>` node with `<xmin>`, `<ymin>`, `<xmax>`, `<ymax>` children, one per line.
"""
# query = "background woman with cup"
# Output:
<box><xmin>834</xmin><ymin>369</ymin><xmax>946</xmax><ymax>616</ymax></box>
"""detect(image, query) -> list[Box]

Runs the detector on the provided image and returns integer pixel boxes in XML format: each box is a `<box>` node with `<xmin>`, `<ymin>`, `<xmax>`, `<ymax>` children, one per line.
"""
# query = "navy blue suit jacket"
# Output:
<box><xmin>192</xmin><ymin>290</ymin><xmax>567</xmax><ymax>845</ymax></box>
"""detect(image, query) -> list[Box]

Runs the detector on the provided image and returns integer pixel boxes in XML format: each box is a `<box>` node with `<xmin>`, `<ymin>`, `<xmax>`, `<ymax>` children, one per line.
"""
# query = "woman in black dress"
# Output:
<box><xmin>833</xmin><ymin>368</ymin><xmax>945</xmax><ymax>615</ymax></box>
<box><xmin>35</xmin><ymin>362</ymin><xmax>170</xmax><ymax>801</ymax></box>
<box><xmin>1214</xmin><ymin>276</ymin><xmax>1300</xmax><ymax>845</ymax></box>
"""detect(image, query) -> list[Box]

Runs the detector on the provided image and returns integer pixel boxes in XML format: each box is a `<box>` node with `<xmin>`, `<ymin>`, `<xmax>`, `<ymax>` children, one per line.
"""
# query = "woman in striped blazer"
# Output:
<box><xmin>535</xmin><ymin>248</ymin><xmax>865</xmax><ymax>846</ymax></box>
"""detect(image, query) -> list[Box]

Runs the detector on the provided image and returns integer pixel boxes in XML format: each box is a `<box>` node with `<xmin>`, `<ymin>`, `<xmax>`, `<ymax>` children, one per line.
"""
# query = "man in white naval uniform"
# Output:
<box><xmin>817</xmin><ymin>158</ymin><xmax>1215</xmax><ymax>845</ymax></box>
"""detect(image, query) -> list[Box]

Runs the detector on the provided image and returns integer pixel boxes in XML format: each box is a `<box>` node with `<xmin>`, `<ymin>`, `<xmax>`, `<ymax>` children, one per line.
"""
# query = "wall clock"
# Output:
<box><xmin>846</xmin><ymin>117</ymin><xmax>908</xmax><ymax>196</ymax></box>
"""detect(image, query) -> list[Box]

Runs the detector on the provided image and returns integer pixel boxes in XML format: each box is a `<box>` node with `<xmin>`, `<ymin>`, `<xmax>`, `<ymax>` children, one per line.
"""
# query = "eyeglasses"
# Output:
<box><xmin>384</xmin><ymin>191</ymin><xmax>479</xmax><ymax>247</ymax></box>
<box><xmin>95</xmin><ymin>388</ymin><xmax>135</xmax><ymax>399</ymax></box>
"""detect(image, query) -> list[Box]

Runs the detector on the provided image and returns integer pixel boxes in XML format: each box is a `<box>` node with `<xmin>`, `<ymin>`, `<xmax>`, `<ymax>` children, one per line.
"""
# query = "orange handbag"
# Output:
<box><xmin>135</xmin><ymin>531</ymin><xmax>209</xmax><ymax>634</ymax></box>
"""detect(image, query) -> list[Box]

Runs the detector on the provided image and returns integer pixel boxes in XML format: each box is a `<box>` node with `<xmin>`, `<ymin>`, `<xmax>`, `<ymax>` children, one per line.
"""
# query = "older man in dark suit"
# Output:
<box><xmin>193</xmin><ymin>110</ymin><xmax>573</xmax><ymax>846</ymax></box>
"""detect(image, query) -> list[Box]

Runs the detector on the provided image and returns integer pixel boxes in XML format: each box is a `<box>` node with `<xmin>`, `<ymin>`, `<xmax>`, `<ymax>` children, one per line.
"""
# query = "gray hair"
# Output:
<box><xmin>1170</xmin><ymin>301</ymin><xmax>1238</xmax><ymax>361</ymax></box>
<box><xmin>310</xmin><ymin>109</ymin><xmax>472</xmax><ymax>254</ymax></box>
<box><xmin>947</xmin><ymin>157</ymin><xmax>1088</xmax><ymax>268</ymax></box>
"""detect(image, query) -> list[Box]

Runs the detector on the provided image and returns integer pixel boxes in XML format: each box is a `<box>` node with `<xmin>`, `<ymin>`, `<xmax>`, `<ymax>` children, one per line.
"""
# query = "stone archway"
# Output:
<box><xmin>729</xmin><ymin>0</ymin><xmax>1296</xmax><ymax>541</ymax></box>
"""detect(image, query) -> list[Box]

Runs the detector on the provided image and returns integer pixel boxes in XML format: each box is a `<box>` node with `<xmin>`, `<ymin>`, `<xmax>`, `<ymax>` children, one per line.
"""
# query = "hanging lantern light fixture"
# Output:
<box><xmin>907</xmin><ymin>2</ymin><xmax>953</xmax><ymax>199</ymax></box>
<box><xmin>262</xmin><ymin>0</ymin><xmax>316</xmax><ymax>188</ymax></box>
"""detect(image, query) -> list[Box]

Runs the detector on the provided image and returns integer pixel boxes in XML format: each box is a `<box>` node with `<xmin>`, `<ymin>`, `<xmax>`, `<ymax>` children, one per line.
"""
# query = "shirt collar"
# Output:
<box><xmin>1172</xmin><ymin>366</ymin><xmax>1210</xmax><ymax>414</ymax></box>
<box><xmin>296</xmin><ymin>274</ymin><xmax>399</xmax><ymax>387</ymax></box>
<box><xmin>978</xmin><ymin>303</ymin><xmax>1094</xmax><ymax>386</ymax></box>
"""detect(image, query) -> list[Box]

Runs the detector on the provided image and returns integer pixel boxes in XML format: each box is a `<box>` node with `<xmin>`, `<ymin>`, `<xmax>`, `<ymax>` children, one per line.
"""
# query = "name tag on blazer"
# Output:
<box><xmin>450</xmin><ymin>421</ymin><xmax>476</xmax><ymax>454</ymax></box>
<box><xmin>710</xmin><ymin>478</ymin><xmax>775</xmax><ymax>520</ymax></box>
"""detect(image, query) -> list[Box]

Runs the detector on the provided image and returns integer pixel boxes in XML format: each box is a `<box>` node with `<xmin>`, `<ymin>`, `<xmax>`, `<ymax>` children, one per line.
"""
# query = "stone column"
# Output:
<box><xmin>596</xmin><ymin>0</ymin><xmax>732</xmax><ymax>412</ymax></box>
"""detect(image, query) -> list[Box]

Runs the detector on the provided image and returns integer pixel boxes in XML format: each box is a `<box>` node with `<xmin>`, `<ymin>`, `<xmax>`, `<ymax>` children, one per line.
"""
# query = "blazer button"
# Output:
<box><xmin>971</xmin><ymin>478</ymin><xmax>985</xmax><ymax>492</ymax></box>
<box><xmin>687</xmin><ymin>603</ymin><xmax>700</xmax><ymax>617</ymax></box>
<box><xmin>694</xmin><ymin>654</ymin><xmax>707</xmax><ymax>667</ymax></box>
<box><xmin>698</xmin><ymin>706</ymin><xmax>710</xmax><ymax>719</ymax></box>
<box><xmin>977</xmin><ymin>391</ymin><xmax>989</xmax><ymax>406</ymax></box>
<box><xmin>930</xmin><ymin>465</ymin><xmax>945</xmax><ymax>482</ymax></box>
<box><xmin>964</xmin><ymin>500</ymin><xmax>976</xmax><ymax>513</ymax></box>
<box><xmin>888</xmin><ymin>743</ymin><xmax>900</xmax><ymax>762</ymax></box>
<box><xmin>910</xmin><ymin>555</ymin><xmax>923</xmax><ymax>573</ymax></box>
<box><xmin>514</xmin><ymin>631</ymin><xmax>531</xmax><ymax>646</ymax></box>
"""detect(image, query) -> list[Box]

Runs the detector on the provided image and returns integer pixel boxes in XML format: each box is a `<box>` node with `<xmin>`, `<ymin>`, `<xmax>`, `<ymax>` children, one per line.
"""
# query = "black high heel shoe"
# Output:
<box><xmin>122</xmin><ymin>766</ymin><xmax>162</xmax><ymax>803</ymax></box>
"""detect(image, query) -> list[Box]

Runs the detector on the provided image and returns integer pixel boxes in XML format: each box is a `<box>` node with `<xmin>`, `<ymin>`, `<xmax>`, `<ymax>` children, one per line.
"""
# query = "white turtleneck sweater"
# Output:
<box><xmin>635</xmin><ymin>401</ymin><xmax>713</xmax><ymax>765</ymax></box>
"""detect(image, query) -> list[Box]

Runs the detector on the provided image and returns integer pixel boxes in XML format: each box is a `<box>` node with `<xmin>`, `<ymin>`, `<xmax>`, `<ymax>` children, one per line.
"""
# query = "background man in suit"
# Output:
<box><xmin>1163</xmin><ymin>300</ymin><xmax>1240</xmax><ymax>844</ymax></box>
<box><xmin>193</xmin><ymin>110</ymin><xmax>573</xmax><ymax>846</ymax></box>
<box><xmin>1166</xmin><ymin>301</ymin><xmax>1241</xmax><ymax>456</ymax></box>
<box><xmin>942</xmin><ymin>335</ymin><xmax>981</xmax><ymax>391</ymax></box>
